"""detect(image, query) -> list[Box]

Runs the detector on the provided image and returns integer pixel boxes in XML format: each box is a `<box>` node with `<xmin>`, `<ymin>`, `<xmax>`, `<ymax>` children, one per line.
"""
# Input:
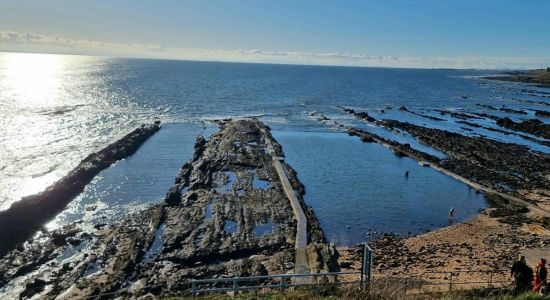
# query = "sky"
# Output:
<box><xmin>0</xmin><ymin>0</ymin><xmax>549</xmax><ymax>68</ymax></box>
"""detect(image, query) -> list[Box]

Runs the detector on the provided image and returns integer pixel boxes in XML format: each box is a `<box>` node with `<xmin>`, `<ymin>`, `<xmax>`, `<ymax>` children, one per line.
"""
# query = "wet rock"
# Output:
<box><xmin>495</xmin><ymin>117</ymin><xmax>550</xmax><ymax>139</ymax></box>
<box><xmin>476</xmin><ymin>103</ymin><xmax>527</xmax><ymax>115</ymax></box>
<box><xmin>535</xmin><ymin>110</ymin><xmax>550</xmax><ymax>117</ymax></box>
<box><xmin>51</xmin><ymin>227</ymin><xmax>79</xmax><ymax>247</ymax></box>
<box><xmin>307</xmin><ymin>243</ymin><xmax>339</xmax><ymax>273</ymax></box>
<box><xmin>20</xmin><ymin>278</ymin><xmax>47</xmax><ymax>299</ymax></box>
<box><xmin>0</xmin><ymin>119</ymin><xmax>336</xmax><ymax>299</ymax></box>
<box><xmin>193</xmin><ymin>135</ymin><xmax>207</xmax><ymax>161</ymax></box>
<box><xmin>434</xmin><ymin>109</ymin><xmax>482</xmax><ymax>121</ymax></box>
<box><xmin>338</xmin><ymin>106</ymin><xmax>377</xmax><ymax>122</ymax></box>
<box><xmin>164</xmin><ymin>186</ymin><xmax>182</xmax><ymax>206</ymax></box>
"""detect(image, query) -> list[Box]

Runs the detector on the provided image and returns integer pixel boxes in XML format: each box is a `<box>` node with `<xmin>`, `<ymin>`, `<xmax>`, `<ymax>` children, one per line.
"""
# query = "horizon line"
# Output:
<box><xmin>0</xmin><ymin>50</ymin><xmax>535</xmax><ymax>72</ymax></box>
<box><xmin>1</xmin><ymin>30</ymin><xmax>549</xmax><ymax>70</ymax></box>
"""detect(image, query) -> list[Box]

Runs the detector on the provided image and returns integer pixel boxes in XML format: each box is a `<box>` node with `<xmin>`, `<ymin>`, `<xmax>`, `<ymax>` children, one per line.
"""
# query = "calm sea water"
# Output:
<box><xmin>1</xmin><ymin>52</ymin><xmax>548</xmax><ymax>245</ymax></box>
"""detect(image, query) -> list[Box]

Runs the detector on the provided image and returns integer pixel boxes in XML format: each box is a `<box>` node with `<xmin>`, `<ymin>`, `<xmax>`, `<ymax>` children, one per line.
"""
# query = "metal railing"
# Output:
<box><xmin>74</xmin><ymin>269</ymin><xmax>511</xmax><ymax>299</ymax></box>
<box><xmin>370</xmin><ymin>269</ymin><xmax>511</xmax><ymax>294</ymax></box>
<box><xmin>190</xmin><ymin>271</ymin><xmax>362</xmax><ymax>296</ymax></box>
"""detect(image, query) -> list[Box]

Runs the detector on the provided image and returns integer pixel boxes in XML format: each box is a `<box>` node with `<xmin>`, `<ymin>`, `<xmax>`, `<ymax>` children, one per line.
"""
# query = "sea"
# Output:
<box><xmin>1</xmin><ymin>52</ymin><xmax>549</xmax><ymax>245</ymax></box>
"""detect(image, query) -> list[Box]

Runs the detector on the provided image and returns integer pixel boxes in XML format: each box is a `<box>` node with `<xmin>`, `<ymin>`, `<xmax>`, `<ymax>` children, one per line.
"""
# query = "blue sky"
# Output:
<box><xmin>0</xmin><ymin>0</ymin><xmax>549</xmax><ymax>68</ymax></box>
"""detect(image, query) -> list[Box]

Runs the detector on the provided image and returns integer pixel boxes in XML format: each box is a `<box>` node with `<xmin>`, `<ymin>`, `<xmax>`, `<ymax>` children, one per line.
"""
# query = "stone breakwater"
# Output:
<box><xmin>0</xmin><ymin>119</ymin><xmax>337</xmax><ymax>299</ymax></box>
<box><xmin>0</xmin><ymin>123</ymin><xmax>161</xmax><ymax>257</ymax></box>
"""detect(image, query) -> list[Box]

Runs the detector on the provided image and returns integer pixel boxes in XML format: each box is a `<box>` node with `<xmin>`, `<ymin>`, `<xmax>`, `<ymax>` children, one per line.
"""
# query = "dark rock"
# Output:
<box><xmin>165</xmin><ymin>186</ymin><xmax>182</xmax><ymax>206</ymax></box>
<box><xmin>20</xmin><ymin>278</ymin><xmax>47</xmax><ymax>299</ymax></box>
<box><xmin>340</xmin><ymin>261</ymin><xmax>351</xmax><ymax>268</ymax></box>
<box><xmin>0</xmin><ymin>119</ymin><xmax>336</xmax><ymax>299</ymax></box>
<box><xmin>378</xmin><ymin>119</ymin><xmax>550</xmax><ymax>193</ymax></box>
<box><xmin>495</xmin><ymin>117</ymin><xmax>550</xmax><ymax>139</ymax></box>
<box><xmin>535</xmin><ymin>110</ymin><xmax>550</xmax><ymax>117</ymax></box>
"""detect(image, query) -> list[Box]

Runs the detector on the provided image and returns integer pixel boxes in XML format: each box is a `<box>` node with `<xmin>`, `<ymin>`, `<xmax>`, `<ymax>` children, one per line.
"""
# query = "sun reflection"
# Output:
<box><xmin>0</xmin><ymin>53</ymin><xmax>69</xmax><ymax>210</ymax></box>
<box><xmin>0</xmin><ymin>53</ymin><xmax>64</xmax><ymax>107</ymax></box>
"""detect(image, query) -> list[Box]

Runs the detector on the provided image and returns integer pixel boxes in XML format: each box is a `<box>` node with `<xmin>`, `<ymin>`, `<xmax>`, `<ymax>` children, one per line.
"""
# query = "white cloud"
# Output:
<box><xmin>1</xmin><ymin>31</ymin><xmax>548</xmax><ymax>69</ymax></box>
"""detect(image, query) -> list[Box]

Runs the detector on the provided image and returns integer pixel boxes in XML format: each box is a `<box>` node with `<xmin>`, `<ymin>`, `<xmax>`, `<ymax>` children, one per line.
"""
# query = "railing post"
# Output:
<box><xmin>360</xmin><ymin>244</ymin><xmax>365</xmax><ymax>285</ymax></box>
<box><xmin>488</xmin><ymin>272</ymin><xmax>493</xmax><ymax>289</ymax></box>
<box><xmin>281</xmin><ymin>276</ymin><xmax>287</xmax><ymax>291</ymax></box>
<box><xmin>191</xmin><ymin>280</ymin><xmax>196</xmax><ymax>297</ymax></box>
<box><xmin>233</xmin><ymin>278</ymin><xmax>238</xmax><ymax>295</ymax></box>
<box><xmin>448</xmin><ymin>272</ymin><xmax>453</xmax><ymax>291</ymax></box>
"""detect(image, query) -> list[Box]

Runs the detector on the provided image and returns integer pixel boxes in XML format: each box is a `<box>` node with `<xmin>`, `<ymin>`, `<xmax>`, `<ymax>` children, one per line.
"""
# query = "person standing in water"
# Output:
<box><xmin>448</xmin><ymin>207</ymin><xmax>455</xmax><ymax>225</ymax></box>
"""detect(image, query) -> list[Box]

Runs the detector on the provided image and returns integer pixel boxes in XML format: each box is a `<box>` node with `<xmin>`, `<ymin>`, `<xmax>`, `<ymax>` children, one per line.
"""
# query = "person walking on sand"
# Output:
<box><xmin>533</xmin><ymin>258</ymin><xmax>548</xmax><ymax>294</ymax></box>
<box><xmin>511</xmin><ymin>255</ymin><xmax>532</xmax><ymax>293</ymax></box>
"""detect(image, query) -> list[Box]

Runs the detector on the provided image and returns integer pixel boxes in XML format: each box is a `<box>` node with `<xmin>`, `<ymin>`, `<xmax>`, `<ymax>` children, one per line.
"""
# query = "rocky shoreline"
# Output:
<box><xmin>316</xmin><ymin>107</ymin><xmax>549</xmax><ymax>260</ymax></box>
<box><xmin>2</xmin><ymin>105</ymin><xmax>548</xmax><ymax>297</ymax></box>
<box><xmin>483</xmin><ymin>69</ymin><xmax>550</xmax><ymax>88</ymax></box>
<box><xmin>341</xmin><ymin>107</ymin><xmax>550</xmax><ymax>199</ymax></box>
<box><xmin>336</xmin><ymin>107</ymin><xmax>550</xmax><ymax>287</ymax></box>
<box><xmin>0</xmin><ymin>123</ymin><xmax>161</xmax><ymax>257</ymax></box>
<box><xmin>0</xmin><ymin>119</ymin><xmax>337</xmax><ymax>299</ymax></box>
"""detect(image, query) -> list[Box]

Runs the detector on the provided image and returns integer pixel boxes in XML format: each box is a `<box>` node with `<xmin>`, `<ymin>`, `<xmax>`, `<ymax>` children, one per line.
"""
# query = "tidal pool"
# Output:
<box><xmin>46</xmin><ymin>122</ymin><xmax>217</xmax><ymax>230</ymax></box>
<box><xmin>273</xmin><ymin>131</ymin><xmax>487</xmax><ymax>246</ymax></box>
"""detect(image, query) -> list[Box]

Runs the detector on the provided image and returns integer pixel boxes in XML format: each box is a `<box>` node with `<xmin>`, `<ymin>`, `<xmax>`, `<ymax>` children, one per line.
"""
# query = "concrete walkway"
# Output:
<box><xmin>260</xmin><ymin>128</ymin><xmax>311</xmax><ymax>282</ymax></box>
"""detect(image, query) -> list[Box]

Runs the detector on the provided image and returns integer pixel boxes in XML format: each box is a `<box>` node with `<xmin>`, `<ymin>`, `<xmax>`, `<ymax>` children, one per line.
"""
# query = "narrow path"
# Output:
<box><xmin>260</xmin><ymin>128</ymin><xmax>312</xmax><ymax>281</ymax></box>
<box><xmin>350</xmin><ymin>129</ymin><xmax>550</xmax><ymax>218</ymax></box>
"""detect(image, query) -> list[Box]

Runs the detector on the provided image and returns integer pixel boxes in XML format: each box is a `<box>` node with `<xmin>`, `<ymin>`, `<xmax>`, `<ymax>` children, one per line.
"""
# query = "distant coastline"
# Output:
<box><xmin>483</xmin><ymin>68</ymin><xmax>550</xmax><ymax>87</ymax></box>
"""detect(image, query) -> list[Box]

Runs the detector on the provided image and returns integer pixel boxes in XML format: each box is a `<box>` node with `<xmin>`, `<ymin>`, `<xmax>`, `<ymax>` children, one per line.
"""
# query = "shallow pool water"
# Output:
<box><xmin>252</xmin><ymin>177</ymin><xmax>271</xmax><ymax>190</ymax></box>
<box><xmin>46</xmin><ymin>122</ymin><xmax>217</xmax><ymax>230</ymax></box>
<box><xmin>254</xmin><ymin>219</ymin><xmax>276</xmax><ymax>237</ymax></box>
<box><xmin>142</xmin><ymin>223</ymin><xmax>165</xmax><ymax>264</ymax></box>
<box><xmin>224</xmin><ymin>220</ymin><xmax>238</xmax><ymax>235</ymax></box>
<box><xmin>273</xmin><ymin>131</ymin><xmax>487</xmax><ymax>246</ymax></box>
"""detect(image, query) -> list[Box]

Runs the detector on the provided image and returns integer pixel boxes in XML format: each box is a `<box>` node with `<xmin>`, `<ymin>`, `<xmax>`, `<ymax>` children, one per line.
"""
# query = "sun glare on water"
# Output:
<box><xmin>0</xmin><ymin>53</ymin><xmax>70</xmax><ymax>210</ymax></box>
<box><xmin>0</xmin><ymin>52</ymin><xmax>64</xmax><ymax>108</ymax></box>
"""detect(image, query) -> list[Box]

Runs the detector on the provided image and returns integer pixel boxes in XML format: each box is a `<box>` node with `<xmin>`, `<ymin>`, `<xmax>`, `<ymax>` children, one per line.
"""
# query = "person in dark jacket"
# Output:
<box><xmin>511</xmin><ymin>255</ymin><xmax>533</xmax><ymax>293</ymax></box>
<box><xmin>534</xmin><ymin>258</ymin><xmax>548</xmax><ymax>294</ymax></box>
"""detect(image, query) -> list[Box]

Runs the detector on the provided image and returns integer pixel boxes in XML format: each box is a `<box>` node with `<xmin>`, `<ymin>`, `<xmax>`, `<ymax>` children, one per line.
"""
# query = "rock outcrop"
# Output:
<box><xmin>379</xmin><ymin>119</ymin><xmax>550</xmax><ymax>194</ymax></box>
<box><xmin>495</xmin><ymin>117</ymin><xmax>550</xmax><ymax>139</ymax></box>
<box><xmin>0</xmin><ymin>119</ymin><xmax>337</xmax><ymax>299</ymax></box>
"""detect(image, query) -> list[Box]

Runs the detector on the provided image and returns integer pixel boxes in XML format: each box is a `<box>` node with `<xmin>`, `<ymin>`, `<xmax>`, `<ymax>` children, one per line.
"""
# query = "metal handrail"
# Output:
<box><xmin>191</xmin><ymin>271</ymin><xmax>361</xmax><ymax>284</ymax></box>
<box><xmin>190</xmin><ymin>271</ymin><xmax>363</xmax><ymax>295</ymax></box>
